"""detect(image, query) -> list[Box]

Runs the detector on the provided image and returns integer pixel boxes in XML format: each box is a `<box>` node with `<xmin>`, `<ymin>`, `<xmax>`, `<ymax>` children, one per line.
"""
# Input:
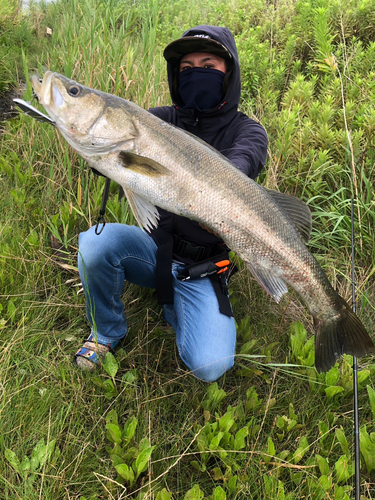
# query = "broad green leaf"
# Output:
<box><xmin>20</xmin><ymin>456</ymin><xmax>31</xmax><ymax>472</ymax></box>
<box><xmin>184</xmin><ymin>484</ymin><xmax>204</xmax><ymax>500</ymax></box>
<box><xmin>105</xmin><ymin>409</ymin><xmax>118</xmax><ymax>426</ymax></box>
<box><xmin>289</xmin><ymin>403</ymin><xmax>298</xmax><ymax>421</ymax></box>
<box><xmin>318</xmin><ymin>421</ymin><xmax>329</xmax><ymax>441</ymax></box>
<box><xmin>43</xmin><ymin>439</ymin><xmax>57</xmax><ymax>466</ymax></box>
<box><xmin>30</xmin><ymin>438</ymin><xmax>48</xmax><ymax>471</ymax></box>
<box><xmin>115</xmin><ymin>463</ymin><xmax>135</xmax><ymax>484</ymax></box>
<box><xmin>278</xmin><ymin>450</ymin><xmax>290</xmax><ymax>461</ymax></box>
<box><xmin>234</xmin><ymin>427</ymin><xmax>248</xmax><ymax>451</ymax></box>
<box><xmin>103</xmin><ymin>352</ymin><xmax>119</xmax><ymax>378</ymax></box>
<box><xmin>110</xmin><ymin>453</ymin><xmax>125</xmax><ymax>467</ymax></box>
<box><xmin>212</xmin><ymin>485</ymin><xmax>226</xmax><ymax>500</ymax></box>
<box><xmin>335</xmin><ymin>428</ymin><xmax>349</xmax><ymax>457</ymax></box>
<box><xmin>359</xmin><ymin>425</ymin><xmax>375</xmax><ymax>474</ymax></box>
<box><xmin>156</xmin><ymin>489</ymin><xmax>173</xmax><ymax>500</ymax></box>
<box><xmin>293</xmin><ymin>436</ymin><xmax>309</xmax><ymax>464</ymax></box>
<box><xmin>263</xmin><ymin>474</ymin><xmax>278</xmax><ymax>496</ymax></box>
<box><xmin>325</xmin><ymin>386</ymin><xmax>344</xmax><ymax>400</ymax></box>
<box><xmin>196</xmin><ymin>431</ymin><xmax>209</xmax><ymax>452</ymax></box>
<box><xmin>290</xmin><ymin>321</ymin><xmax>307</xmax><ymax>343</ymax></box>
<box><xmin>366</xmin><ymin>385</ymin><xmax>375</xmax><ymax>418</ymax></box>
<box><xmin>139</xmin><ymin>437</ymin><xmax>151</xmax><ymax>451</ymax></box>
<box><xmin>318</xmin><ymin>474</ymin><xmax>332</xmax><ymax>491</ymax></box>
<box><xmin>209</xmin><ymin>431</ymin><xmax>224</xmax><ymax>450</ymax></box>
<box><xmin>268</xmin><ymin>437</ymin><xmax>275</xmax><ymax>456</ymax></box>
<box><xmin>218</xmin><ymin>409</ymin><xmax>235</xmax><ymax>433</ymax></box>
<box><xmin>287</xmin><ymin>418</ymin><xmax>297</xmax><ymax>432</ymax></box>
<box><xmin>227</xmin><ymin>475</ymin><xmax>237</xmax><ymax>495</ymax></box>
<box><xmin>7</xmin><ymin>299</ymin><xmax>16</xmax><ymax>319</ymax></box>
<box><xmin>262</xmin><ymin>437</ymin><xmax>275</xmax><ymax>463</ymax></box>
<box><xmin>123</xmin><ymin>417</ymin><xmax>138</xmax><ymax>442</ymax></box>
<box><xmin>357</xmin><ymin>369</ymin><xmax>370</xmax><ymax>386</ymax></box>
<box><xmin>276</xmin><ymin>415</ymin><xmax>286</xmax><ymax>430</ymax></box>
<box><xmin>134</xmin><ymin>446</ymin><xmax>155</xmax><ymax>476</ymax></box>
<box><xmin>102</xmin><ymin>379</ymin><xmax>117</xmax><ymax>398</ymax></box>
<box><xmin>5</xmin><ymin>449</ymin><xmax>20</xmax><ymax>472</ymax></box>
<box><xmin>246</xmin><ymin>386</ymin><xmax>261</xmax><ymax>410</ymax></box>
<box><xmin>325</xmin><ymin>366</ymin><xmax>340</xmax><ymax>386</ymax></box>
<box><xmin>315</xmin><ymin>454</ymin><xmax>330</xmax><ymax>476</ymax></box>
<box><xmin>122</xmin><ymin>369</ymin><xmax>139</xmax><ymax>384</ymax></box>
<box><xmin>239</xmin><ymin>339</ymin><xmax>257</xmax><ymax>354</ymax></box>
<box><xmin>206</xmin><ymin>383</ymin><xmax>227</xmax><ymax>405</ymax></box>
<box><xmin>106</xmin><ymin>423</ymin><xmax>122</xmax><ymax>444</ymax></box>
<box><xmin>211</xmin><ymin>467</ymin><xmax>224</xmax><ymax>480</ymax></box>
<box><xmin>277</xmin><ymin>480</ymin><xmax>285</xmax><ymax>500</ymax></box>
<box><xmin>289</xmin><ymin>321</ymin><xmax>307</xmax><ymax>357</ymax></box>
<box><xmin>335</xmin><ymin>455</ymin><xmax>354</xmax><ymax>483</ymax></box>
<box><xmin>334</xmin><ymin>486</ymin><xmax>345</xmax><ymax>499</ymax></box>
<box><xmin>302</xmin><ymin>336</ymin><xmax>315</xmax><ymax>358</ymax></box>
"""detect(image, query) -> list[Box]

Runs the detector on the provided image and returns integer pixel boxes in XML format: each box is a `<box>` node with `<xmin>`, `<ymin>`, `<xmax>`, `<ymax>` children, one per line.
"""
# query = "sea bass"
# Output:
<box><xmin>30</xmin><ymin>71</ymin><xmax>374</xmax><ymax>372</ymax></box>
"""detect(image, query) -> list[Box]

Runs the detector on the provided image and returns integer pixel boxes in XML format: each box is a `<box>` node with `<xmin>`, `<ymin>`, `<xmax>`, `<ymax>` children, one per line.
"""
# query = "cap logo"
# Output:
<box><xmin>194</xmin><ymin>34</ymin><xmax>211</xmax><ymax>39</ymax></box>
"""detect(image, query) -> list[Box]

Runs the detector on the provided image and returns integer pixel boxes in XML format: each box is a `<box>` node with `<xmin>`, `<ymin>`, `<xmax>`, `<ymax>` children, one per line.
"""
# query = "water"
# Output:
<box><xmin>22</xmin><ymin>0</ymin><xmax>55</xmax><ymax>8</ymax></box>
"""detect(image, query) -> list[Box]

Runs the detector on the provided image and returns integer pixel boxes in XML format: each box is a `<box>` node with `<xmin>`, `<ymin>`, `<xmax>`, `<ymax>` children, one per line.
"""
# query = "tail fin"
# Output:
<box><xmin>314</xmin><ymin>297</ymin><xmax>375</xmax><ymax>373</ymax></box>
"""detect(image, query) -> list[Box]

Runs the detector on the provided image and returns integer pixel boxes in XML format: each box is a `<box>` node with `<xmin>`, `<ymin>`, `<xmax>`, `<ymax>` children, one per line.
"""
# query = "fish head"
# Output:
<box><xmin>31</xmin><ymin>72</ymin><xmax>137</xmax><ymax>156</ymax></box>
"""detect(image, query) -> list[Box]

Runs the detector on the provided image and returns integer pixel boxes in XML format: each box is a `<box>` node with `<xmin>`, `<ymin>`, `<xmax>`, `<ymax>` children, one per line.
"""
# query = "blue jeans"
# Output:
<box><xmin>78</xmin><ymin>224</ymin><xmax>236</xmax><ymax>382</ymax></box>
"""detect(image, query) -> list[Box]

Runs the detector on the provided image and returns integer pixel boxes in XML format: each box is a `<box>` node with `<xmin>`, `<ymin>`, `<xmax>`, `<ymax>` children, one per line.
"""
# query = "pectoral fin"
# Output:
<box><xmin>265</xmin><ymin>188</ymin><xmax>312</xmax><ymax>244</ymax></box>
<box><xmin>119</xmin><ymin>151</ymin><xmax>169</xmax><ymax>177</ymax></box>
<box><xmin>245</xmin><ymin>261</ymin><xmax>288</xmax><ymax>303</ymax></box>
<box><xmin>123</xmin><ymin>187</ymin><xmax>159</xmax><ymax>231</ymax></box>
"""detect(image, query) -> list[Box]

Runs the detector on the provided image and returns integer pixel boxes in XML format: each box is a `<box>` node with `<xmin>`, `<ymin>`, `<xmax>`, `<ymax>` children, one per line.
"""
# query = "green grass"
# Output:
<box><xmin>1</xmin><ymin>0</ymin><xmax>375</xmax><ymax>498</ymax></box>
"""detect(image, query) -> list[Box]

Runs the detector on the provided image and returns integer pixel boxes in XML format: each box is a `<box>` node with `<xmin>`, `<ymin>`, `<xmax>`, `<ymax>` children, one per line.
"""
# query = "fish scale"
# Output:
<box><xmin>28</xmin><ymin>71</ymin><xmax>374</xmax><ymax>372</ymax></box>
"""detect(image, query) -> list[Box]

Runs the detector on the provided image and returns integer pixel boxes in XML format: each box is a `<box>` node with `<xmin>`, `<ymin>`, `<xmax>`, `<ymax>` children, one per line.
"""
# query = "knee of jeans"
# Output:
<box><xmin>188</xmin><ymin>355</ymin><xmax>234</xmax><ymax>383</ymax></box>
<box><xmin>78</xmin><ymin>227</ymin><xmax>107</xmax><ymax>270</ymax></box>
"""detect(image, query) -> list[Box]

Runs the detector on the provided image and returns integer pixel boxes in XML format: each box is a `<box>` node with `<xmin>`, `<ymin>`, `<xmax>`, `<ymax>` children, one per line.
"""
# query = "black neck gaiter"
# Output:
<box><xmin>178</xmin><ymin>67</ymin><xmax>225</xmax><ymax>111</ymax></box>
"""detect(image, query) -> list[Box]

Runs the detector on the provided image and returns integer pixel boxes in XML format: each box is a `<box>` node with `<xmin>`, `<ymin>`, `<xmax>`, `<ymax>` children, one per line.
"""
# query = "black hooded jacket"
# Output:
<box><xmin>148</xmin><ymin>25</ymin><xmax>268</xmax><ymax>252</ymax></box>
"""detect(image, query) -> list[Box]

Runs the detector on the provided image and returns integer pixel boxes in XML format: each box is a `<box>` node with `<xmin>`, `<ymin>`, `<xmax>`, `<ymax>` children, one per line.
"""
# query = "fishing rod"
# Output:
<box><xmin>350</xmin><ymin>170</ymin><xmax>360</xmax><ymax>500</ymax></box>
<box><xmin>351</xmin><ymin>213</ymin><xmax>360</xmax><ymax>499</ymax></box>
<box><xmin>335</xmin><ymin>57</ymin><xmax>362</xmax><ymax>498</ymax></box>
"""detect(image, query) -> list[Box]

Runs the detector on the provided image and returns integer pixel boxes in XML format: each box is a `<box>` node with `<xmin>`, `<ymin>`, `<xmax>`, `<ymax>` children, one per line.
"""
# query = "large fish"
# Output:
<box><xmin>29</xmin><ymin>71</ymin><xmax>374</xmax><ymax>372</ymax></box>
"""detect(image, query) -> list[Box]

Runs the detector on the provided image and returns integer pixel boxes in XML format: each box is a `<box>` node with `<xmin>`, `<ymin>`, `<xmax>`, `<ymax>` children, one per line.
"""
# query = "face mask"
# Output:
<box><xmin>178</xmin><ymin>67</ymin><xmax>225</xmax><ymax>111</ymax></box>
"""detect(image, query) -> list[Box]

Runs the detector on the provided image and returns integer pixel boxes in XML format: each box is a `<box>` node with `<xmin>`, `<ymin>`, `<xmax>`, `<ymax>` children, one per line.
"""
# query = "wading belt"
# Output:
<box><xmin>152</xmin><ymin>228</ymin><xmax>236</xmax><ymax>317</ymax></box>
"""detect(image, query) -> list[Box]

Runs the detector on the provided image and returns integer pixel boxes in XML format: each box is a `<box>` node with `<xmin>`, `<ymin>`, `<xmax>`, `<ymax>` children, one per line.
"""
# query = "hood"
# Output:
<box><xmin>164</xmin><ymin>25</ymin><xmax>241</xmax><ymax>116</ymax></box>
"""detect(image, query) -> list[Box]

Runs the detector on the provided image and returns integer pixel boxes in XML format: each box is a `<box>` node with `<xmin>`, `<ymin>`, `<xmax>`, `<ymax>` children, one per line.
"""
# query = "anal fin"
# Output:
<box><xmin>123</xmin><ymin>187</ymin><xmax>159</xmax><ymax>231</ymax></box>
<box><xmin>245</xmin><ymin>261</ymin><xmax>288</xmax><ymax>303</ymax></box>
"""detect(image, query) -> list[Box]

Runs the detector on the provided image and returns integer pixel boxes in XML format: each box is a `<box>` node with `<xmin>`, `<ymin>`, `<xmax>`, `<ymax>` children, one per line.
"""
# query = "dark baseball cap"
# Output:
<box><xmin>164</xmin><ymin>34</ymin><xmax>232</xmax><ymax>65</ymax></box>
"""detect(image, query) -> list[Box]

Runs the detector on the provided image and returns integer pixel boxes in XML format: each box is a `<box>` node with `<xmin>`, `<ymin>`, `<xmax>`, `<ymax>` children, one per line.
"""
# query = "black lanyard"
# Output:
<box><xmin>95</xmin><ymin>177</ymin><xmax>111</xmax><ymax>235</ymax></box>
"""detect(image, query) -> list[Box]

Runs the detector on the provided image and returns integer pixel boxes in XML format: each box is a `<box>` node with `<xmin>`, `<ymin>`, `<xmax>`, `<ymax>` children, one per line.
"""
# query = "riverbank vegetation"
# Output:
<box><xmin>1</xmin><ymin>0</ymin><xmax>374</xmax><ymax>498</ymax></box>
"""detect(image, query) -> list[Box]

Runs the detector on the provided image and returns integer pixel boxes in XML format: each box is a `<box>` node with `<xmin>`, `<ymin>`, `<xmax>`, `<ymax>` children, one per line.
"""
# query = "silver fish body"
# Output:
<box><xmin>31</xmin><ymin>72</ymin><xmax>374</xmax><ymax>372</ymax></box>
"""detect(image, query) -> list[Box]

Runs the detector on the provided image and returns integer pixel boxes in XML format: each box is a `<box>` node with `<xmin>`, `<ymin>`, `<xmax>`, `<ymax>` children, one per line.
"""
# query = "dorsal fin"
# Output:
<box><xmin>265</xmin><ymin>188</ymin><xmax>312</xmax><ymax>244</ymax></box>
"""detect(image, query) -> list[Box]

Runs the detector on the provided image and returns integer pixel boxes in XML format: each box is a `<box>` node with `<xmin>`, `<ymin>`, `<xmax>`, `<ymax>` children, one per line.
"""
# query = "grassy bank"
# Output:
<box><xmin>1</xmin><ymin>0</ymin><xmax>375</xmax><ymax>498</ymax></box>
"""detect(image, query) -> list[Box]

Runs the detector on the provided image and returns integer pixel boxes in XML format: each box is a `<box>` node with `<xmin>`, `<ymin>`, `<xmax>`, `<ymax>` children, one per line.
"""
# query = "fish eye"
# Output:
<box><xmin>68</xmin><ymin>85</ymin><xmax>81</xmax><ymax>97</ymax></box>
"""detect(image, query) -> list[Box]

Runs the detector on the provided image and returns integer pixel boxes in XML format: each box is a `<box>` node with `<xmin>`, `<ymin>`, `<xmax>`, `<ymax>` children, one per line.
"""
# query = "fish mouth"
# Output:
<box><xmin>30</xmin><ymin>71</ymin><xmax>134</xmax><ymax>157</ymax></box>
<box><xmin>31</xmin><ymin>72</ymin><xmax>90</xmax><ymax>153</ymax></box>
<box><xmin>31</xmin><ymin>71</ymin><xmax>64</xmax><ymax>120</ymax></box>
<box><xmin>31</xmin><ymin>71</ymin><xmax>53</xmax><ymax>104</ymax></box>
